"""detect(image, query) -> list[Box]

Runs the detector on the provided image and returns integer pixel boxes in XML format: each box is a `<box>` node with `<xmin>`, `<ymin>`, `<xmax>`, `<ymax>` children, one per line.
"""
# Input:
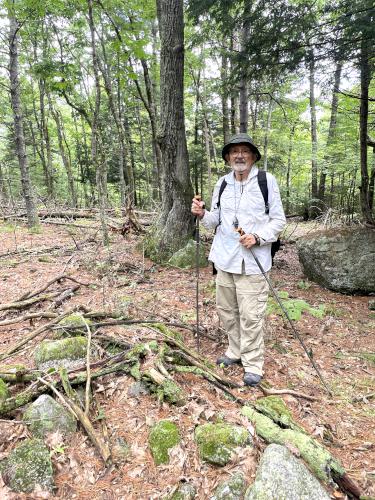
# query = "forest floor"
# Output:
<box><xmin>0</xmin><ymin>218</ymin><xmax>374</xmax><ymax>499</ymax></box>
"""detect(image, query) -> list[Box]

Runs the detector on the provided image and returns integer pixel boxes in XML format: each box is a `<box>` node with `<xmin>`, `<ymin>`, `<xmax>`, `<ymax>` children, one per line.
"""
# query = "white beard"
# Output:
<box><xmin>232</xmin><ymin>162</ymin><xmax>250</xmax><ymax>173</ymax></box>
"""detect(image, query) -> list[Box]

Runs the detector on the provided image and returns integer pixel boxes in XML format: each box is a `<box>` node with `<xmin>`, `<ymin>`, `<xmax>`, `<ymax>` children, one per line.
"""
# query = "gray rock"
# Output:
<box><xmin>168</xmin><ymin>239</ymin><xmax>207</xmax><ymax>269</ymax></box>
<box><xmin>211</xmin><ymin>472</ymin><xmax>247</xmax><ymax>499</ymax></box>
<box><xmin>128</xmin><ymin>381</ymin><xmax>150</xmax><ymax>398</ymax></box>
<box><xmin>244</xmin><ymin>444</ymin><xmax>330</xmax><ymax>500</ymax></box>
<box><xmin>297</xmin><ymin>228</ymin><xmax>375</xmax><ymax>293</ymax></box>
<box><xmin>34</xmin><ymin>336</ymin><xmax>89</xmax><ymax>370</ymax></box>
<box><xmin>23</xmin><ymin>394</ymin><xmax>76</xmax><ymax>438</ymax></box>
<box><xmin>167</xmin><ymin>482</ymin><xmax>196</xmax><ymax>499</ymax></box>
<box><xmin>195</xmin><ymin>423</ymin><xmax>251</xmax><ymax>466</ymax></box>
<box><xmin>0</xmin><ymin>438</ymin><xmax>54</xmax><ymax>493</ymax></box>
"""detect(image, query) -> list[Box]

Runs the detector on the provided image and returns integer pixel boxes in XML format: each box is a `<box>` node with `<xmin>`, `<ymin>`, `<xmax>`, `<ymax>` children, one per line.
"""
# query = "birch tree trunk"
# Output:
<box><xmin>8</xmin><ymin>9</ymin><xmax>39</xmax><ymax>227</ymax></box>
<box><xmin>309</xmin><ymin>52</ymin><xmax>319</xmax><ymax>217</ymax></box>
<box><xmin>263</xmin><ymin>97</ymin><xmax>273</xmax><ymax>172</ymax></box>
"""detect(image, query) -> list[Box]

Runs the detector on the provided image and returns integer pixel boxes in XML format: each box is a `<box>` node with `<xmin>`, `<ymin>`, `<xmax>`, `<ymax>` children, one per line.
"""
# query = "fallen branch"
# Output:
<box><xmin>18</xmin><ymin>274</ymin><xmax>90</xmax><ymax>301</ymax></box>
<box><xmin>0</xmin><ymin>309</ymin><xmax>75</xmax><ymax>361</ymax></box>
<box><xmin>0</xmin><ymin>311</ymin><xmax>58</xmax><ymax>327</ymax></box>
<box><xmin>38</xmin><ymin>374</ymin><xmax>111</xmax><ymax>464</ymax></box>
<box><xmin>258</xmin><ymin>384</ymin><xmax>319</xmax><ymax>402</ymax></box>
<box><xmin>0</xmin><ymin>291</ymin><xmax>63</xmax><ymax>312</ymax></box>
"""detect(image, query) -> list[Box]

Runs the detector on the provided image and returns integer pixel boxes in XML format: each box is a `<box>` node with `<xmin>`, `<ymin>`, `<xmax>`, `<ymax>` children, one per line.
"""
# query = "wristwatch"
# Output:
<box><xmin>252</xmin><ymin>233</ymin><xmax>261</xmax><ymax>246</ymax></box>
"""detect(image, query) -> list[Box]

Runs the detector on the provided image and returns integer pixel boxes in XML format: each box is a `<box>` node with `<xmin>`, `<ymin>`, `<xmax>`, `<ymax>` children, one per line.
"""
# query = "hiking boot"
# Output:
<box><xmin>243</xmin><ymin>372</ymin><xmax>262</xmax><ymax>387</ymax></box>
<box><xmin>216</xmin><ymin>355</ymin><xmax>241</xmax><ymax>367</ymax></box>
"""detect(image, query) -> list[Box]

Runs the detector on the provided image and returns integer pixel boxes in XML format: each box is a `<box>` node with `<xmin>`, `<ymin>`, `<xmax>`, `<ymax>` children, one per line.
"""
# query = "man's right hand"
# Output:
<box><xmin>191</xmin><ymin>197</ymin><xmax>205</xmax><ymax>218</ymax></box>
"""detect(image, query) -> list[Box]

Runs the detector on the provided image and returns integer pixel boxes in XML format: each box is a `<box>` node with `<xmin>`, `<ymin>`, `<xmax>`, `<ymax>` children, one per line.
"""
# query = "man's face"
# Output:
<box><xmin>226</xmin><ymin>144</ymin><xmax>256</xmax><ymax>173</ymax></box>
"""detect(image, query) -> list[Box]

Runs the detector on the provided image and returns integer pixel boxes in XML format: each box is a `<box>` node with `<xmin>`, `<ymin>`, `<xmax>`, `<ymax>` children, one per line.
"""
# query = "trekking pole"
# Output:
<box><xmin>194</xmin><ymin>195</ymin><xmax>202</xmax><ymax>353</ymax></box>
<box><xmin>236</xmin><ymin>228</ymin><xmax>332</xmax><ymax>396</ymax></box>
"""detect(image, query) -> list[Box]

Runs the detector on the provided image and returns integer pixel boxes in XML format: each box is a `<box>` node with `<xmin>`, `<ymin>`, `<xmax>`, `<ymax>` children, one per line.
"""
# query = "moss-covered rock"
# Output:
<box><xmin>254</xmin><ymin>396</ymin><xmax>305</xmax><ymax>433</ymax></box>
<box><xmin>195</xmin><ymin>423</ymin><xmax>251</xmax><ymax>466</ymax></box>
<box><xmin>168</xmin><ymin>239</ymin><xmax>207</xmax><ymax>269</ymax></box>
<box><xmin>156</xmin><ymin>379</ymin><xmax>186</xmax><ymax>406</ymax></box>
<box><xmin>211</xmin><ymin>472</ymin><xmax>247</xmax><ymax>499</ymax></box>
<box><xmin>34</xmin><ymin>337</ymin><xmax>88</xmax><ymax>369</ymax></box>
<box><xmin>23</xmin><ymin>394</ymin><xmax>76</xmax><ymax>438</ymax></box>
<box><xmin>244</xmin><ymin>444</ymin><xmax>331</xmax><ymax>500</ymax></box>
<box><xmin>166</xmin><ymin>482</ymin><xmax>196</xmax><ymax>499</ymax></box>
<box><xmin>0</xmin><ymin>438</ymin><xmax>54</xmax><ymax>493</ymax></box>
<box><xmin>0</xmin><ymin>379</ymin><xmax>10</xmax><ymax>404</ymax></box>
<box><xmin>241</xmin><ymin>406</ymin><xmax>344</xmax><ymax>482</ymax></box>
<box><xmin>57</xmin><ymin>314</ymin><xmax>93</xmax><ymax>336</ymax></box>
<box><xmin>149</xmin><ymin>420</ymin><xmax>180</xmax><ymax>465</ymax></box>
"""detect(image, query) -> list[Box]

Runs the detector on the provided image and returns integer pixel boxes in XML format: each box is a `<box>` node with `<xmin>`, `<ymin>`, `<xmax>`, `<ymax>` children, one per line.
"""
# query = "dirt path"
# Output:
<box><xmin>0</xmin><ymin>222</ymin><xmax>374</xmax><ymax>499</ymax></box>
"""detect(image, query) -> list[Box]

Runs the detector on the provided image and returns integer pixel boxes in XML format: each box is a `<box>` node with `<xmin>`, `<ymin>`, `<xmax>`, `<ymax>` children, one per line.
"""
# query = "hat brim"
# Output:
<box><xmin>222</xmin><ymin>142</ymin><xmax>261</xmax><ymax>162</ymax></box>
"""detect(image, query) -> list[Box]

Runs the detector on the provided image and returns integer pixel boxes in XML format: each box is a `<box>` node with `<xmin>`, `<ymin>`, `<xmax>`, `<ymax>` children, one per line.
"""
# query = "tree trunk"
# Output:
<box><xmin>286</xmin><ymin>124</ymin><xmax>295</xmax><ymax>215</ymax></box>
<box><xmin>0</xmin><ymin>161</ymin><xmax>8</xmax><ymax>203</ymax></box>
<box><xmin>221</xmin><ymin>48</ymin><xmax>230</xmax><ymax>144</ymax></box>
<box><xmin>318</xmin><ymin>60</ymin><xmax>342</xmax><ymax>201</ymax></box>
<box><xmin>359</xmin><ymin>37</ymin><xmax>373</xmax><ymax>223</ymax></box>
<box><xmin>309</xmin><ymin>53</ymin><xmax>318</xmax><ymax>202</ymax></box>
<box><xmin>155</xmin><ymin>0</ymin><xmax>194</xmax><ymax>258</ymax></box>
<box><xmin>263</xmin><ymin>97</ymin><xmax>273</xmax><ymax>172</ymax></box>
<box><xmin>239</xmin><ymin>9</ymin><xmax>250</xmax><ymax>134</ymax></box>
<box><xmin>48</xmin><ymin>95</ymin><xmax>78</xmax><ymax>207</ymax></box>
<box><xmin>87</xmin><ymin>0</ymin><xmax>108</xmax><ymax>244</ymax></box>
<box><xmin>8</xmin><ymin>8</ymin><xmax>39</xmax><ymax>228</ymax></box>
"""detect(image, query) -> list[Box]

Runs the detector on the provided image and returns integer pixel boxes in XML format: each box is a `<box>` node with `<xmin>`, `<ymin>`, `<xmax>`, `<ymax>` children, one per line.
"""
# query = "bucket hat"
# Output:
<box><xmin>222</xmin><ymin>133</ymin><xmax>261</xmax><ymax>162</ymax></box>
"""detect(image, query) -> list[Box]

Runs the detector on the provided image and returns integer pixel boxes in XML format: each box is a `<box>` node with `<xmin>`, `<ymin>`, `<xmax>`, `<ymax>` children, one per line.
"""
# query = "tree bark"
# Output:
<box><xmin>87</xmin><ymin>0</ymin><xmax>109</xmax><ymax>244</ymax></box>
<box><xmin>318</xmin><ymin>60</ymin><xmax>342</xmax><ymax>201</ymax></box>
<box><xmin>155</xmin><ymin>0</ymin><xmax>194</xmax><ymax>258</ymax></box>
<box><xmin>221</xmin><ymin>47</ymin><xmax>230</xmax><ymax>144</ymax></box>
<box><xmin>309</xmin><ymin>52</ymin><xmax>318</xmax><ymax>202</ymax></box>
<box><xmin>359</xmin><ymin>37</ymin><xmax>373</xmax><ymax>223</ymax></box>
<box><xmin>8</xmin><ymin>7</ymin><xmax>39</xmax><ymax>228</ymax></box>
<box><xmin>263</xmin><ymin>96</ymin><xmax>273</xmax><ymax>172</ymax></box>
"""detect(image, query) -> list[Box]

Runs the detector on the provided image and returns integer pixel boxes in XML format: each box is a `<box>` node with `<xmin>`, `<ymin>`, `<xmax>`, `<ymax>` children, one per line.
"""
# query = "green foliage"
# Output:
<box><xmin>267</xmin><ymin>291</ymin><xmax>325</xmax><ymax>321</ymax></box>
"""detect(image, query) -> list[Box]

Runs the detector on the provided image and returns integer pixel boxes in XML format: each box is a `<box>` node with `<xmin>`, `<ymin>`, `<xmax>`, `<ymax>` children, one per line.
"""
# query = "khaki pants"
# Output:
<box><xmin>216</xmin><ymin>268</ymin><xmax>269</xmax><ymax>376</ymax></box>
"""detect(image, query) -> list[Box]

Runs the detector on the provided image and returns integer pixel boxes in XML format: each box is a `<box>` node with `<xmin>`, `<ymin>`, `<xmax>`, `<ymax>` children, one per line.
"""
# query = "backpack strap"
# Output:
<box><xmin>257</xmin><ymin>170</ymin><xmax>269</xmax><ymax>214</ymax></box>
<box><xmin>216</xmin><ymin>179</ymin><xmax>227</xmax><ymax>208</ymax></box>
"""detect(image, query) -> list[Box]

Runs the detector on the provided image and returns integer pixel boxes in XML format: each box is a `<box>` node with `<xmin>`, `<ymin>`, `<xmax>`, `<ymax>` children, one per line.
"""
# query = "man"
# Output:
<box><xmin>191</xmin><ymin>133</ymin><xmax>286</xmax><ymax>386</ymax></box>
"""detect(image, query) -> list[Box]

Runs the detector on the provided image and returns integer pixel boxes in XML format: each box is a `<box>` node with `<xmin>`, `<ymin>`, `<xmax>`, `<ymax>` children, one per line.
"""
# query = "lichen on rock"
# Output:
<box><xmin>241</xmin><ymin>406</ymin><xmax>344</xmax><ymax>482</ymax></box>
<box><xmin>0</xmin><ymin>379</ymin><xmax>10</xmax><ymax>404</ymax></box>
<box><xmin>211</xmin><ymin>472</ymin><xmax>247</xmax><ymax>499</ymax></box>
<box><xmin>23</xmin><ymin>394</ymin><xmax>77</xmax><ymax>438</ymax></box>
<box><xmin>168</xmin><ymin>239</ymin><xmax>207</xmax><ymax>269</ymax></box>
<box><xmin>195</xmin><ymin>423</ymin><xmax>251</xmax><ymax>466</ymax></box>
<box><xmin>57</xmin><ymin>313</ymin><xmax>93</xmax><ymax>336</ymax></box>
<box><xmin>166</xmin><ymin>482</ymin><xmax>196</xmax><ymax>499</ymax></box>
<box><xmin>34</xmin><ymin>336</ymin><xmax>89</xmax><ymax>370</ymax></box>
<box><xmin>0</xmin><ymin>438</ymin><xmax>54</xmax><ymax>493</ymax></box>
<box><xmin>149</xmin><ymin>420</ymin><xmax>180</xmax><ymax>465</ymax></box>
<box><xmin>244</xmin><ymin>443</ymin><xmax>331</xmax><ymax>500</ymax></box>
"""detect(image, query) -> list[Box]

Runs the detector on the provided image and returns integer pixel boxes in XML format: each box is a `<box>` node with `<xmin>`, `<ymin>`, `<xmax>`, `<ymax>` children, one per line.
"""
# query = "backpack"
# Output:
<box><xmin>216</xmin><ymin>170</ymin><xmax>281</xmax><ymax>261</ymax></box>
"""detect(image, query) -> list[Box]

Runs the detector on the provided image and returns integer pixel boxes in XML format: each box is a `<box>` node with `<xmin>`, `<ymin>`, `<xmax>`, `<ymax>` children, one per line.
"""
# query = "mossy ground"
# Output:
<box><xmin>267</xmin><ymin>290</ymin><xmax>325</xmax><ymax>320</ymax></box>
<box><xmin>0</xmin><ymin>379</ymin><xmax>10</xmax><ymax>403</ymax></box>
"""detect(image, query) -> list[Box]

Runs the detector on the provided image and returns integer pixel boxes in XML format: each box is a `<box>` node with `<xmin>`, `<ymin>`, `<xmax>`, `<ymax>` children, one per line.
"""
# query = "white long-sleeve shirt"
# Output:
<box><xmin>201</xmin><ymin>167</ymin><xmax>286</xmax><ymax>275</ymax></box>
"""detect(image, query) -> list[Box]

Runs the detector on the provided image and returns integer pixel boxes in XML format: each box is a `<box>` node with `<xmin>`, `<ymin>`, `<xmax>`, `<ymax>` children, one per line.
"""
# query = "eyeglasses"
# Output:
<box><xmin>229</xmin><ymin>149</ymin><xmax>252</xmax><ymax>156</ymax></box>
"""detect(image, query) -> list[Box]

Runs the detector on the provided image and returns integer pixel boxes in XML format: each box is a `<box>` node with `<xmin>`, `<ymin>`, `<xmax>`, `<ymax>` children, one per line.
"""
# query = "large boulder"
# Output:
<box><xmin>0</xmin><ymin>438</ymin><xmax>54</xmax><ymax>493</ymax></box>
<box><xmin>244</xmin><ymin>444</ymin><xmax>330</xmax><ymax>500</ymax></box>
<box><xmin>195</xmin><ymin>423</ymin><xmax>251</xmax><ymax>466</ymax></box>
<box><xmin>297</xmin><ymin>228</ymin><xmax>375</xmax><ymax>293</ymax></box>
<box><xmin>23</xmin><ymin>394</ymin><xmax>77</xmax><ymax>438</ymax></box>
